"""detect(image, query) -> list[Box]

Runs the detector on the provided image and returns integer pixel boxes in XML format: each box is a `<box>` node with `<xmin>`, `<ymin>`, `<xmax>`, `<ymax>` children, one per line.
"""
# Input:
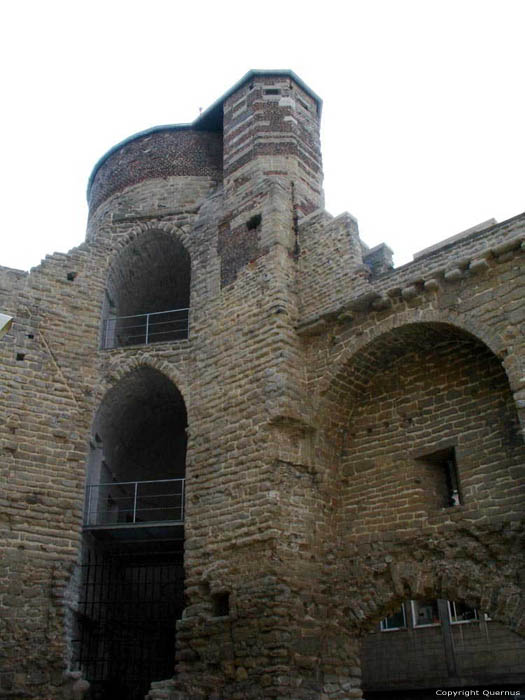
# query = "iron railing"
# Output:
<box><xmin>85</xmin><ymin>478</ymin><xmax>185</xmax><ymax>527</ymax></box>
<box><xmin>102</xmin><ymin>308</ymin><xmax>189</xmax><ymax>349</ymax></box>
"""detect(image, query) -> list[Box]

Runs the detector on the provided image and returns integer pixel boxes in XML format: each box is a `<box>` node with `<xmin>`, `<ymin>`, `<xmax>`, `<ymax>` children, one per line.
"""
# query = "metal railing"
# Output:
<box><xmin>85</xmin><ymin>478</ymin><xmax>185</xmax><ymax>527</ymax></box>
<box><xmin>102</xmin><ymin>308</ymin><xmax>189</xmax><ymax>349</ymax></box>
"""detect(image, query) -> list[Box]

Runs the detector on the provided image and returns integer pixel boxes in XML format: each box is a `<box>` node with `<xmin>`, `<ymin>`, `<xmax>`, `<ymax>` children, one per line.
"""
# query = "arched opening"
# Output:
<box><xmin>320</xmin><ymin>321</ymin><xmax>525</xmax><ymax>697</ymax></box>
<box><xmin>75</xmin><ymin>367</ymin><xmax>187</xmax><ymax>700</ymax></box>
<box><xmin>361</xmin><ymin>596</ymin><xmax>525</xmax><ymax>697</ymax></box>
<box><xmin>102</xmin><ymin>231</ymin><xmax>191</xmax><ymax>349</ymax></box>
<box><xmin>329</xmin><ymin>323</ymin><xmax>524</xmax><ymax>538</ymax></box>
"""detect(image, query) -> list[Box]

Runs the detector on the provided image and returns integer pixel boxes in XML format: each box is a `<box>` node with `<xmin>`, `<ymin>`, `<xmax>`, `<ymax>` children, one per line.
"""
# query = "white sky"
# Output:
<box><xmin>1</xmin><ymin>0</ymin><xmax>523</xmax><ymax>271</ymax></box>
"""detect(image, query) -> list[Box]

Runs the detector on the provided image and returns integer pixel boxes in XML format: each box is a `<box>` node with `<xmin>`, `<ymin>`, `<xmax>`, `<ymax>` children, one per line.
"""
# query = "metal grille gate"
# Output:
<box><xmin>73</xmin><ymin>549</ymin><xmax>184</xmax><ymax>700</ymax></box>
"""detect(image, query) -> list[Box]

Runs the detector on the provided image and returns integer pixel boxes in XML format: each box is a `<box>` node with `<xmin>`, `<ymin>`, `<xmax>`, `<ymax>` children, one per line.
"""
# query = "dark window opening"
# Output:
<box><xmin>74</xmin><ymin>548</ymin><xmax>184</xmax><ymax>700</ymax></box>
<box><xmin>264</xmin><ymin>88</ymin><xmax>280</xmax><ymax>96</ymax></box>
<box><xmin>67</xmin><ymin>271</ymin><xmax>78</xmax><ymax>281</ymax></box>
<box><xmin>416</xmin><ymin>446</ymin><xmax>461</xmax><ymax>508</ymax></box>
<box><xmin>16</xmin><ymin>353</ymin><xmax>25</xmax><ymax>361</ymax></box>
<box><xmin>212</xmin><ymin>592</ymin><xmax>230</xmax><ymax>617</ymax></box>
<box><xmin>246</xmin><ymin>214</ymin><xmax>262</xmax><ymax>231</ymax></box>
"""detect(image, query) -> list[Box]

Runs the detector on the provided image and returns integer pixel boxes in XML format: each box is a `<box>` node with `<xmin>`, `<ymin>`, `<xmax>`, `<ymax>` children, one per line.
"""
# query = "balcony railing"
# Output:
<box><xmin>85</xmin><ymin>478</ymin><xmax>185</xmax><ymax>527</ymax></box>
<box><xmin>102</xmin><ymin>308</ymin><xmax>189</xmax><ymax>349</ymax></box>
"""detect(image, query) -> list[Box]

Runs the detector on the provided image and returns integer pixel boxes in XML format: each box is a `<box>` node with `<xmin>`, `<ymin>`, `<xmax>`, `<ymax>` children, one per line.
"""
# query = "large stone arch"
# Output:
<box><xmin>338</xmin><ymin>547</ymin><xmax>525</xmax><ymax>636</ymax></box>
<box><xmin>351</xmin><ymin>553</ymin><xmax>525</xmax><ymax>696</ymax></box>
<box><xmin>89</xmin><ymin>363</ymin><xmax>188</xmax><ymax>486</ymax></box>
<box><xmin>106</xmin><ymin>219</ymin><xmax>193</xmax><ymax>263</ymax></box>
<box><xmin>313</xmin><ymin>312</ymin><xmax>525</xmax><ymax>648</ymax></box>
<box><xmin>316</xmin><ymin>308</ymin><xmax>524</xmax><ymax>434</ymax></box>
<box><xmin>92</xmin><ymin>354</ymin><xmax>190</xmax><ymax>412</ymax></box>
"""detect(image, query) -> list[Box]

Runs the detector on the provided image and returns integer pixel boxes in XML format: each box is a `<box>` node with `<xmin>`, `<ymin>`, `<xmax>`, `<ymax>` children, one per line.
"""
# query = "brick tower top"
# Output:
<box><xmin>87</xmin><ymin>70</ymin><xmax>323</xmax><ymax>217</ymax></box>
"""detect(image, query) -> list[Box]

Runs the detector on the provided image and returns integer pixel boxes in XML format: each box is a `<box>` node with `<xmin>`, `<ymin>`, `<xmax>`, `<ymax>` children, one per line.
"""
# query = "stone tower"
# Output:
<box><xmin>0</xmin><ymin>71</ymin><xmax>524</xmax><ymax>700</ymax></box>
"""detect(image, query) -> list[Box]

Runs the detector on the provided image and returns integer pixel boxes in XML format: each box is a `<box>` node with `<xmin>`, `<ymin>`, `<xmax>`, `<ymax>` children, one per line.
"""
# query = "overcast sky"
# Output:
<box><xmin>1</xmin><ymin>0</ymin><xmax>523</xmax><ymax>271</ymax></box>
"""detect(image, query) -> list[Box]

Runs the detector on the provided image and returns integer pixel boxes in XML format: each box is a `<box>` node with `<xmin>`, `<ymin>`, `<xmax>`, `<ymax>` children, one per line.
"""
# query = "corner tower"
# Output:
<box><xmin>222</xmin><ymin>70</ymin><xmax>323</xmax><ymax>216</ymax></box>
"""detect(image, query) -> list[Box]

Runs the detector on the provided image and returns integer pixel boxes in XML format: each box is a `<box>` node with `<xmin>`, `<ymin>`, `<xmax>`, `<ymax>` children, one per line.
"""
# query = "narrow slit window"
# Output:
<box><xmin>298</xmin><ymin>98</ymin><xmax>310</xmax><ymax>111</ymax></box>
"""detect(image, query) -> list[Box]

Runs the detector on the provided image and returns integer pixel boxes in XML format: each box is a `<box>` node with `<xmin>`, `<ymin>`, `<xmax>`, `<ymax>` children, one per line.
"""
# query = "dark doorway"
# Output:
<box><xmin>75</xmin><ymin>546</ymin><xmax>184</xmax><ymax>700</ymax></box>
<box><xmin>77</xmin><ymin>368</ymin><xmax>187</xmax><ymax>697</ymax></box>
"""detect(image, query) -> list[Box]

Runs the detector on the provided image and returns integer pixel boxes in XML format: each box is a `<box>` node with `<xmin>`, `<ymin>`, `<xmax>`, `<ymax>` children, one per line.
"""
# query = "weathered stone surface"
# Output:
<box><xmin>0</xmin><ymin>70</ymin><xmax>524</xmax><ymax>700</ymax></box>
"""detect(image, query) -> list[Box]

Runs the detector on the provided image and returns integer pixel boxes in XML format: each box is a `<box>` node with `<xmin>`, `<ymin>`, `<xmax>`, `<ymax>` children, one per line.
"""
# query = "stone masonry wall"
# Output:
<box><xmin>0</xmin><ymin>171</ymin><xmax>219</xmax><ymax>698</ymax></box>
<box><xmin>0</xmin><ymin>72</ymin><xmax>523</xmax><ymax>700</ymax></box>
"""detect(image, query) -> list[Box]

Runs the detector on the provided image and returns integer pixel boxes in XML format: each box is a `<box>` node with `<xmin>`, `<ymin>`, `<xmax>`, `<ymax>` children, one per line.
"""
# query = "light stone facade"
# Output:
<box><xmin>0</xmin><ymin>70</ymin><xmax>524</xmax><ymax>700</ymax></box>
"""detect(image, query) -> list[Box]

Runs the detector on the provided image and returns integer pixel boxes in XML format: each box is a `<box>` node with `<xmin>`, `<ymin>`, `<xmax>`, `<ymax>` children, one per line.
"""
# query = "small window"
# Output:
<box><xmin>380</xmin><ymin>605</ymin><xmax>407</xmax><ymax>631</ymax></box>
<box><xmin>412</xmin><ymin>599</ymin><xmax>440</xmax><ymax>627</ymax></box>
<box><xmin>246</xmin><ymin>214</ymin><xmax>262</xmax><ymax>231</ymax></box>
<box><xmin>264</xmin><ymin>88</ymin><xmax>280</xmax><ymax>96</ymax></box>
<box><xmin>415</xmin><ymin>446</ymin><xmax>461</xmax><ymax>508</ymax></box>
<box><xmin>448</xmin><ymin>601</ymin><xmax>479</xmax><ymax>624</ymax></box>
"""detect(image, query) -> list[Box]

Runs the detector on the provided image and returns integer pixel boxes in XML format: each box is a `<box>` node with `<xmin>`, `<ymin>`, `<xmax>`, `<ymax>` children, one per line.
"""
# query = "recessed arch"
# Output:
<box><xmin>76</xmin><ymin>366</ymin><xmax>187</xmax><ymax>698</ymax></box>
<box><xmin>343</xmin><ymin>555</ymin><xmax>525</xmax><ymax>693</ymax></box>
<box><xmin>355</xmin><ymin>559</ymin><xmax>525</xmax><ymax>695</ymax></box>
<box><xmin>326</xmin><ymin>320</ymin><xmax>523</xmax><ymax>532</ymax></box>
<box><xmin>318</xmin><ymin>309</ymin><xmax>522</xmax><ymax>412</ymax></box>
<box><xmin>340</xmin><ymin>556</ymin><xmax>525</xmax><ymax>635</ymax></box>
<box><xmin>91</xmin><ymin>365</ymin><xmax>187</xmax><ymax>485</ymax></box>
<box><xmin>102</xmin><ymin>228</ymin><xmax>191</xmax><ymax>348</ymax></box>
<box><xmin>315</xmin><ymin>315</ymin><xmax>524</xmax><ymax>687</ymax></box>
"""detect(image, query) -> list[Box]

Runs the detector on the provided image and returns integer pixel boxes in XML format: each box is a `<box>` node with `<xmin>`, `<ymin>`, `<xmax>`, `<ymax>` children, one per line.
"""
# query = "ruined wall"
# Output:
<box><xmin>0</xmin><ymin>71</ymin><xmax>524</xmax><ymax>700</ymax></box>
<box><xmin>0</xmin><ymin>248</ymin><xmax>103</xmax><ymax>698</ymax></box>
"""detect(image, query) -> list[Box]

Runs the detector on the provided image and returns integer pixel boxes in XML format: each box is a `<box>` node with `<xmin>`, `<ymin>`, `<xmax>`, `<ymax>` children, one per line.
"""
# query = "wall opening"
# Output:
<box><xmin>414</xmin><ymin>446</ymin><xmax>461</xmax><ymax>508</ymax></box>
<box><xmin>335</xmin><ymin>323</ymin><xmax>524</xmax><ymax>539</ymax></box>
<box><xmin>102</xmin><ymin>231</ymin><xmax>191</xmax><ymax>349</ymax></box>
<box><xmin>74</xmin><ymin>367</ymin><xmax>187</xmax><ymax>699</ymax></box>
<box><xmin>212</xmin><ymin>592</ymin><xmax>230</xmax><ymax>617</ymax></box>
